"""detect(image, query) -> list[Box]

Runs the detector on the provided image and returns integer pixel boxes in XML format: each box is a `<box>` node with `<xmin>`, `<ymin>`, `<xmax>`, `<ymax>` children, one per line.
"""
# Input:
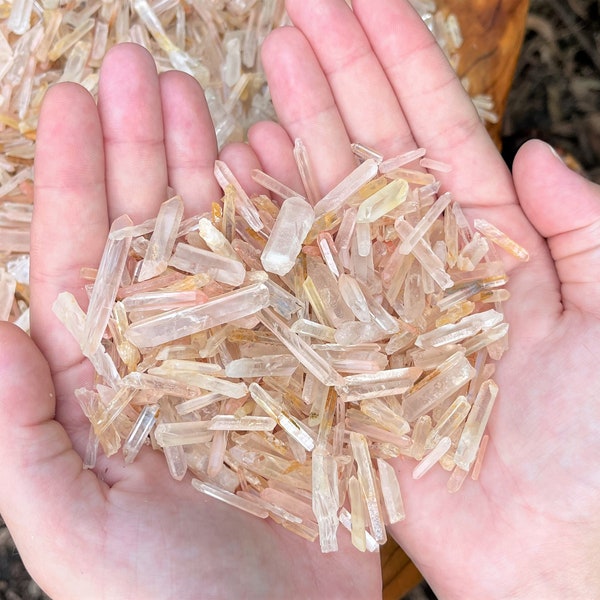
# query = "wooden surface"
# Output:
<box><xmin>440</xmin><ymin>0</ymin><xmax>530</xmax><ymax>146</ymax></box>
<box><xmin>381</xmin><ymin>1</ymin><xmax>528</xmax><ymax>598</ymax></box>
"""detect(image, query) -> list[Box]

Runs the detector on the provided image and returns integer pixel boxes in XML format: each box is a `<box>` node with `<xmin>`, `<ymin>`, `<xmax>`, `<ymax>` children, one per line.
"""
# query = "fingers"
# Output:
<box><xmin>219</xmin><ymin>141</ymin><xmax>267</xmax><ymax>197</ymax></box>
<box><xmin>248</xmin><ymin>121</ymin><xmax>304</xmax><ymax>195</ymax></box>
<box><xmin>260</xmin><ymin>26</ymin><xmax>356</xmax><ymax>195</ymax></box>
<box><xmin>159</xmin><ymin>70</ymin><xmax>221</xmax><ymax>215</ymax></box>
<box><xmin>285</xmin><ymin>0</ymin><xmax>413</xmax><ymax>157</ymax></box>
<box><xmin>513</xmin><ymin>141</ymin><xmax>600</xmax><ymax>316</ymax></box>
<box><xmin>98</xmin><ymin>43</ymin><xmax>168</xmax><ymax>222</ymax></box>
<box><xmin>352</xmin><ymin>0</ymin><xmax>515</xmax><ymax>207</ymax></box>
<box><xmin>32</xmin><ymin>82</ymin><xmax>108</xmax><ymax>372</ymax></box>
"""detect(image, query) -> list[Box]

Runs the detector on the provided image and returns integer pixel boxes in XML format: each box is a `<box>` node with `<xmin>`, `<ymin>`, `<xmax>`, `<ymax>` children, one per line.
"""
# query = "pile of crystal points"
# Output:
<box><xmin>54</xmin><ymin>142</ymin><xmax>528</xmax><ymax>553</ymax></box>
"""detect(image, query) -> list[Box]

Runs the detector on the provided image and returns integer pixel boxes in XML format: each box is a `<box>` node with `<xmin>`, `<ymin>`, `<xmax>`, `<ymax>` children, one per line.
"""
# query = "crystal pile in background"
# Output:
<box><xmin>54</xmin><ymin>142</ymin><xmax>527</xmax><ymax>553</ymax></box>
<box><xmin>0</xmin><ymin>0</ymin><xmax>495</xmax><ymax>332</ymax></box>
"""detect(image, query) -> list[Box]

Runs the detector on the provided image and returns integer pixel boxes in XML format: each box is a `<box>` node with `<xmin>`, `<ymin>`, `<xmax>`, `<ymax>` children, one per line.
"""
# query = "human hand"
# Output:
<box><xmin>233</xmin><ymin>0</ymin><xmax>600</xmax><ymax>597</ymax></box>
<box><xmin>0</xmin><ymin>43</ymin><xmax>381</xmax><ymax>599</ymax></box>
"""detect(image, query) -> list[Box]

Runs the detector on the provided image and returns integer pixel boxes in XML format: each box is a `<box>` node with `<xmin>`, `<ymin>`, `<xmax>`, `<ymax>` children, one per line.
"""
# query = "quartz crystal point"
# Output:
<box><xmin>340</xmin><ymin>367</ymin><xmax>422</xmax><ymax>402</ymax></box>
<box><xmin>52</xmin><ymin>292</ymin><xmax>120</xmax><ymax>389</ymax></box>
<box><xmin>214</xmin><ymin>161</ymin><xmax>263</xmax><ymax>232</ymax></box>
<box><xmin>350</xmin><ymin>432</ymin><xmax>386</xmax><ymax>545</ymax></box>
<box><xmin>224</xmin><ymin>354</ymin><xmax>298</xmax><ymax>378</ymax></box>
<box><xmin>196</xmin><ymin>217</ymin><xmax>239</xmax><ymax>261</ymax></box>
<box><xmin>314</xmin><ymin>159</ymin><xmax>378</xmax><ymax>216</ymax></box>
<box><xmin>306</xmin><ymin>258</ymin><xmax>355</xmax><ymax>326</ymax></box>
<box><xmin>395</xmin><ymin>218</ymin><xmax>454</xmax><ymax>290</ymax></box>
<box><xmin>312</xmin><ymin>448</ymin><xmax>340</xmax><ymax>553</ymax></box>
<box><xmin>155</xmin><ymin>421</ymin><xmax>213</xmax><ymax>447</ymax></box>
<box><xmin>376</xmin><ymin>458</ymin><xmax>406</xmax><ymax>524</ymax></box>
<box><xmin>402</xmin><ymin>352</ymin><xmax>475</xmax><ymax>421</ymax></box>
<box><xmin>348</xmin><ymin>475</ymin><xmax>367</xmax><ymax>552</ymax></box>
<box><xmin>338</xmin><ymin>508</ymin><xmax>379</xmax><ymax>553</ymax></box>
<box><xmin>356</xmin><ymin>178</ymin><xmax>409</xmax><ymax>223</ymax></box>
<box><xmin>397</xmin><ymin>192</ymin><xmax>453</xmax><ymax>255</ymax></box>
<box><xmin>251</xmin><ymin>169</ymin><xmax>303</xmax><ymax>201</ymax></box>
<box><xmin>426</xmin><ymin>396</ymin><xmax>471</xmax><ymax>448</ymax></box>
<box><xmin>413</xmin><ymin>436</ymin><xmax>452</xmax><ymax>479</ymax></box>
<box><xmin>169</xmin><ymin>242</ymin><xmax>245</xmax><ymax>286</ymax></box>
<box><xmin>249</xmin><ymin>383</ymin><xmax>315</xmax><ymax>451</ymax></box>
<box><xmin>82</xmin><ymin>214</ymin><xmax>133</xmax><ymax>356</ymax></box>
<box><xmin>125</xmin><ymin>282</ymin><xmax>270</xmax><ymax>347</ymax></box>
<box><xmin>138</xmin><ymin>196</ymin><xmax>184</xmax><ymax>282</ymax></box>
<box><xmin>191</xmin><ymin>479</ymin><xmax>269</xmax><ymax>519</ymax></box>
<box><xmin>338</xmin><ymin>274</ymin><xmax>371</xmax><ymax>322</ymax></box>
<box><xmin>260</xmin><ymin>196</ymin><xmax>315</xmax><ymax>276</ymax></box>
<box><xmin>258</xmin><ymin>308</ymin><xmax>345</xmax><ymax>388</ymax></box>
<box><xmin>7</xmin><ymin>0</ymin><xmax>35</xmax><ymax>35</ymax></box>
<box><xmin>293</xmin><ymin>138</ymin><xmax>320</xmax><ymax>207</ymax></box>
<box><xmin>474</xmin><ymin>219</ymin><xmax>530</xmax><ymax>262</ymax></box>
<box><xmin>209</xmin><ymin>415</ymin><xmax>276</xmax><ymax>432</ymax></box>
<box><xmin>123</xmin><ymin>404</ymin><xmax>159</xmax><ymax>464</ymax></box>
<box><xmin>415</xmin><ymin>309</ymin><xmax>503</xmax><ymax>348</ymax></box>
<box><xmin>454</xmin><ymin>379</ymin><xmax>499</xmax><ymax>470</ymax></box>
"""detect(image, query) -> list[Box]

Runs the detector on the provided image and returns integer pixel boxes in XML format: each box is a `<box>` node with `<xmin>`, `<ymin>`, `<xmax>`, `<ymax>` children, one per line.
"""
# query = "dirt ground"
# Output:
<box><xmin>1</xmin><ymin>1</ymin><xmax>599</xmax><ymax>598</ymax></box>
<box><xmin>502</xmin><ymin>0</ymin><xmax>600</xmax><ymax>183</ymax></box>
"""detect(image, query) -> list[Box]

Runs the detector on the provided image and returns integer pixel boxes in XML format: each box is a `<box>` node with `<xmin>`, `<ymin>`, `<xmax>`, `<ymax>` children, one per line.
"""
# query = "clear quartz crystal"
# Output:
<box><xmin>412</xmin><ymin>436</ymin><xmax>452</xmax><ymax>479</ymax></box>
<box><xmin>397</xmin><ymin>192</ymin><xmax>453</xmax><ymax>255</ymax></box>
<box><xmin>395</xmin><ymin>218</ymin><xmax>454</xmax><ymax>289</ymax></box>
<box><xmin>376</xmin><ymin>458</ymin><xmax>405</xmax><ymax>524</ymax></box>
<box><xmin>350</xmin><ymin>432</ymin><xmax>386</xmax><ymax>545</ymax></box>
<box><xmin>169</xmin><ymin>242</ymin><xmax>245</xmax><ymax>286</ymax></box>
<box><xmin>125</xmin><ymin>282</ymin><xmax>270</xmax><ymax>347</ymax></box>
<box><xmin>214</xmin><ymin>161</ymin><xmax>263</xmax><ymax>231</ymax></box>
<box><xmin>312</xmin><ymin>448</ymin><xmax>340</xmax><ymax>553</ymax></box>
<box><xmin>258</xmin><ymin>308</ymin><xmax>345</xmax><ymax>388</ymax></box>
<box><xmin>356</xmin><ymin>178</ymin><xmax>409</xmax><ymax>223</ymax></box>
<box><xmin>251</xmin><ymin>169</ymin><xmax>303</xmax><ymax>200</ymax></box>
<box><xmin>402</xmin><ymin>352</ymin><xmax>475</xmax><ymax>421</ymax></box>
<box><xmin>293</xmin><ymin>138</ymin><xmax>320</xmax><ymax>207</ymax></box>
<box><xmin>138</xmin><ymin>196</ymin><xmax>184</xmax><ymax>281</ymax></box>
<box><xmin>474</xmin><ymin>218</ymin><xmax>530</xmax><ymax>262</ymax></box>
<box><xmin>224</xmin><ymin>354</ymin><xmax>298</xmax><ymax>378</ymax></box>
<box><xmin>192</xmin><ymin>479</ymin><xmax>269</xmax><ymax>519</ymax></box>
<box><xmin>348</xmin><ymin>475</ymin><xmax>367</xmax><ymax>551</ymax></box>
<box><xmin>454</xmin><ymin>379</ymin><xmax>499</xmax><ymax>470</ymax></box>
<box><xmin>82</xmin><ymin>214</ymin><xmax>133</xmax><ymax>356</ymax></box>
<box><xmin>314</xmin><ymin>159</ymin><xmax>379</xmax><ymax>216</ymax></box>
<box><xmin>123</xmin><ymin>404</ymin><xmax>159</xmax><ymax>463</ymax></box>
<box><xmin>261</xmin><ymin>196</ymin><xmax>315</xmax><ymax>276</ymax></box>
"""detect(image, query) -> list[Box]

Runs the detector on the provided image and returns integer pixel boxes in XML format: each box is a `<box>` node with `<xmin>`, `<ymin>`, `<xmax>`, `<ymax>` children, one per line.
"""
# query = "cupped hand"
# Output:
<box><xmin>0</xmin><ymin>43</ymin><xmax>380</xmax><ymax>599</ymax></box>
<box><xmin>233</xmin><ymin>0</ymin><xmax>600</xmax><ymax>598</ymax></box>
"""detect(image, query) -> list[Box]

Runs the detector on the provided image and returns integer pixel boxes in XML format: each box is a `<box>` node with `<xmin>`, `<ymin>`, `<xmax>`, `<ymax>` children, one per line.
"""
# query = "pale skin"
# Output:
<box><xmin>0</xmin><ymin>0</ymin><xmax>599</xmax><ymax>598</ymax></box>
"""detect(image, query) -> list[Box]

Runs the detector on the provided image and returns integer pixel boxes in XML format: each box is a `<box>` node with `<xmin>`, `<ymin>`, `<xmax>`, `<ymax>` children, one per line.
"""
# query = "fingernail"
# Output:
<box><xmin>545</xmin><ymin>142</ymin><xmax>565</xmax><ymax>165</ymax></box>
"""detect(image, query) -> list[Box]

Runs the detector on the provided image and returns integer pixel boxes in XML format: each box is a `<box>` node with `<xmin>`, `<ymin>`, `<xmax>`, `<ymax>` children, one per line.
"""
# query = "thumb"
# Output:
<box><xmin>513</xmin><ymin>140</ymin><xmax>600</xmax><ymax>317</ymax></box>
<box><xmin>0</xmin><ymin>322</ymin><xmax>103</xmax><ymax>583</ymax></box>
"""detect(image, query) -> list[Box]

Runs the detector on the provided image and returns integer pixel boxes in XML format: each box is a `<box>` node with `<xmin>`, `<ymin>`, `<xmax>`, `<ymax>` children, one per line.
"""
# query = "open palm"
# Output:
<box><xmin>0</xmin><ymin>43</ymin><xmax>380</xmax><ymax>599</ymax></box>
<box><xmin>235</xmin><ymin>1</ymin><xmax>600</xmax><ymax>597</ymax></box>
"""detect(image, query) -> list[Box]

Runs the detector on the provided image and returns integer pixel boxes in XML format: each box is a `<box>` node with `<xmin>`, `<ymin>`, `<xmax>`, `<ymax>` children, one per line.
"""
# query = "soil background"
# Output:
<box><xmin>1</xmin><ymin>0</ymin><xmax>599</xmax><ymax>598</ymax></box>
